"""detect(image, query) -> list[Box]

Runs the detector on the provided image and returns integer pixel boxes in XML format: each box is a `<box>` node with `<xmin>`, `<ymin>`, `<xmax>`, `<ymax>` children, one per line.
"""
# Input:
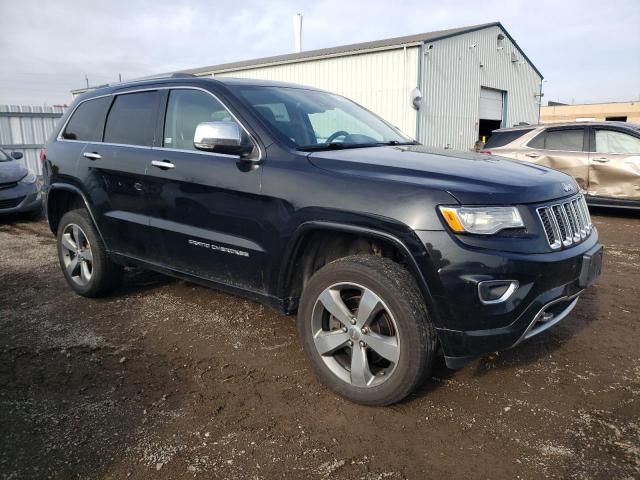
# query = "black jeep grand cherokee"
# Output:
<box><xmin>43</xmin><ymin>76</ymin><xmax>602</xmax><ymax>405</ymax></box>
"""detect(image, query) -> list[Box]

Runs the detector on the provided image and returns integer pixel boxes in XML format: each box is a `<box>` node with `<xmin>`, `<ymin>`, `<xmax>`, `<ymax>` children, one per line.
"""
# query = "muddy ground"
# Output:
<box><xmin>0</xmin><ymin>210</ymin><xmax>638</xmax><ymax>480</ymax></box>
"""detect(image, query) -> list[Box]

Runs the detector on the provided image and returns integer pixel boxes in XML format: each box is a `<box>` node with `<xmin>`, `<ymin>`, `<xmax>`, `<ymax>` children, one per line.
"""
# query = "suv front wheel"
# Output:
<box><xmin>56</xmin><ymin>209</ymin><xmax>123</xmax><ymax>297</ymax></box>
<box><xmin>298</xmin><ymin>255</ymin><xmax>436</xmax><ymax>405</ymax></box>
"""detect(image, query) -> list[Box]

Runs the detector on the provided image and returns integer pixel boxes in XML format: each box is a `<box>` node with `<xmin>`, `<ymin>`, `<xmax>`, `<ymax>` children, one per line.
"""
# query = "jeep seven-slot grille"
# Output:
<box><xmin>537</xmin><ymin>195</ymin><xmax>592</xmax><ymax>250</ymax></box>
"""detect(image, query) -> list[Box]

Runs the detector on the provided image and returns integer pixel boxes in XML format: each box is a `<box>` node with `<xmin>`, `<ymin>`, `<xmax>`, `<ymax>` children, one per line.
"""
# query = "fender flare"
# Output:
<box><xmin>47</xmin><ymin>183</ymin><xmax>107</xmax><ymax>247</ymax></box>
<box><xmin>278</xmin><ymin>220</ymin><xmax>441</xmax><ymax>325</ymax></box>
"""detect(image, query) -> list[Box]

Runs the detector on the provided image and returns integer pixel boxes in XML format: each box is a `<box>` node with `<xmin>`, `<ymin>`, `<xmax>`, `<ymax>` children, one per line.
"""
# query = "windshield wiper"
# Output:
<box><xmin>375</xmin><ymin>140</ymin><xmax>419</xmax><ymax>146</ymax></box>
<box><xmin>297</xmin><ymin>143</ymin><xmax>379</xmax><ymax>152</ymax></box>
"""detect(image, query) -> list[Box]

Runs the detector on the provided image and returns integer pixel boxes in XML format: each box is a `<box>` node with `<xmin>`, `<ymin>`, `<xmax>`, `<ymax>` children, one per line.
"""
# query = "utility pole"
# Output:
<box><xmin>85</xmin><ymin>75</ymin><xmax>89</xmax><ymax>88</ymax></box>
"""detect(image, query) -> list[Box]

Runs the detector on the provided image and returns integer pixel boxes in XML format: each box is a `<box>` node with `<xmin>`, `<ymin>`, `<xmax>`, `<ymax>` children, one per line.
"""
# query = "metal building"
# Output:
<box><xmin>179</xmin><ymin>22</ymin><xmax>543</xmax><ymax>151</ymax></box>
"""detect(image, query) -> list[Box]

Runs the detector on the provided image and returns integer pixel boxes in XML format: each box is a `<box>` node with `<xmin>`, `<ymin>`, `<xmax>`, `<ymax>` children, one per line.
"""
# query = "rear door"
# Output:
<box><xmin>144</xmin><ymin>87</ymin><xmax>265</xmax><ymax>291</ymax></box>
<box><xmin>520</xmin><ymin>126</ymin><xmax>589</xmax><ymax>191</ymax></box>
<box><xmin>79</xmin><ymin>90</ymin><xmax>162</xmax><ymax>260</ymax></box>
<box><xmin>588</xmin><ymin>126</ymin><xmax>640</xmax><ymax>200</ymax></box>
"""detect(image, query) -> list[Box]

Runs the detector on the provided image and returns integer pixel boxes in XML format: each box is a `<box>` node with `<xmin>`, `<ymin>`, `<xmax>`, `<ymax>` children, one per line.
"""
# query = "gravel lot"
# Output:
<box><xmin>1</xmin><ymin>210</ymin><xmax>639</xmax><ymax>479</ymax></box>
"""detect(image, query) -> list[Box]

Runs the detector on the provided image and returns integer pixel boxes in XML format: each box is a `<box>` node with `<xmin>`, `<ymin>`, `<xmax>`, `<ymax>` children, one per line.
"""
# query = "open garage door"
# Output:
<box><xmin>478</xmin><ymin>87</ymin><xmax>504</xmax><ymax>144</ymax></box>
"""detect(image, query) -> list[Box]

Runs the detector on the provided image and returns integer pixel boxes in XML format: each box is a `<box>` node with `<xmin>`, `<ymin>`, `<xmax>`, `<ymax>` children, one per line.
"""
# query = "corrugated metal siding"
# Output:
<box><xmin>0</xmin><ymin>105</ymin><xmax>66</xmax><ymax>175</ymax></box>
<box><xmin>207</xmin><ymin>47</ymin><xmax>420</xmax><ymax>138</ymax></box>
<box><xmin>420</xmin><ymin>25</ymin><xmax>541</xmax><ymax>150</ymax></box>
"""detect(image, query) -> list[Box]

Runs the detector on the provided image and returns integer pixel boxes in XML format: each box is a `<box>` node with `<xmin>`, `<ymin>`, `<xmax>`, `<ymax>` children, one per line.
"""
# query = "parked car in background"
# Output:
<box><xmin>483</xmin><ymin>122</ymin><xmax>640</xmax><ymax>209</ymax></box>
<box><xmin>0</xmin><ymin>147</ymin><xmax>42</xmax><ymax>217</ymax></box>
<box><xmin>43</xmin><ymin>76</ymin><xmax>602</xmax><ymax>405</ymax></box>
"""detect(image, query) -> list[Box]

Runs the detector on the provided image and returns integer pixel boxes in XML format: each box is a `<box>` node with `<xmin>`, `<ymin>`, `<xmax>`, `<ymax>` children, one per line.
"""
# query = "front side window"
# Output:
<box><xmin>163</xmin><ymin>89</ymin><xmax>236</xmax><ymax>151</ymax></box>
<box><xmin>528</xmin><ymin>129</ymin><xmax>584</xmax><ymax>151</ymax></box>
<box><xmin>233</xmin><ymin>86</ymin><xmax>412</xmax><ymax>150</ymax></box>
<box><xmin>0</xmin><ymin>149</ymin><xmax>9</xmax><ymax>162</ymax></box>
<box><xmin>104</xmin><ymin>91</ymin><xmax>159</xmax><ymax>146</ymax></box>
<box><xmin>595</xmin><ymin>129</ymin><xmax>640</xmax><ymax>154</ymax></box>
<box><xmin>61</xmin><ymin>96</ymin><xmax>111</xmax><ymax>141</ymax></box>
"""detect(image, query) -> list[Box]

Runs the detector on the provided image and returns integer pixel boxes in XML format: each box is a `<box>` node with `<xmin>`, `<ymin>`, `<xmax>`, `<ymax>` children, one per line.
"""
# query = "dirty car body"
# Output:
<box><xmin>42</xmin><ymin>76</ymin><xmax>603</xmax><ymax>404</ymax></box>
<box><xmin>484</xmin><ymin>122</ymin><xmax>640</xmax><ymax>209</ymax></box>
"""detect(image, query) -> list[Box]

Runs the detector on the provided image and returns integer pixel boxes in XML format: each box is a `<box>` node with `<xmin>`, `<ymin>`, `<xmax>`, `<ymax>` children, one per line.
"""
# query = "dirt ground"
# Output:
<box><xmin>0</xmin><ymin>209</ymin><xmax>638</xmax><ymax>480</ymax></box>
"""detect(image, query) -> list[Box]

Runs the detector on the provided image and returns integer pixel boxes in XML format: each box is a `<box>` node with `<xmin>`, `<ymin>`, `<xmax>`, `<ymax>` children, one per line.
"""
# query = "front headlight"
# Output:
<box><xmin>439</xmin><ymin>206</ymin><xmax>524</xmax><ymax>235</ymax></box>
<box><xmin>19</xmin><ymin>172</ymin><xmax>37</xmax><ymax>184</ymax></box>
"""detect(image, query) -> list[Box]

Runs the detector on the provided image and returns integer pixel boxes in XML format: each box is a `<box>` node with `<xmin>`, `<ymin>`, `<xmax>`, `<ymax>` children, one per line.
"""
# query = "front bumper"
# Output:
<box><xmin>0</xmin><ymin>182</ymin><xmax>42</xmax><ymax>214</ymax></box>
<box><xmin>414</xmin><ymin>229</ymin><xmax>602</xmax><ymax>367</ymax></box>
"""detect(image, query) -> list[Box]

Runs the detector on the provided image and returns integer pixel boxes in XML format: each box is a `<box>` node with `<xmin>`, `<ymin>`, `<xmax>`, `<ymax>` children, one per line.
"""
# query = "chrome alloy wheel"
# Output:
<box><xmin>60</xmin><ymin>223</ymin><xmax>93</xmax><ymax>286</ymax></box>
<box><xmin>311</xmin><ymin>282</ymin><xmax>400</xmax><ymax>388</ymax></box>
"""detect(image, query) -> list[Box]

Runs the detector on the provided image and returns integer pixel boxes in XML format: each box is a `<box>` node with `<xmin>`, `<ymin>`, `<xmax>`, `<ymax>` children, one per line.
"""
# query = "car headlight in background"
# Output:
<box><xmin>19</xmin><ymin>172</ymin><xmax>37</xmax><ymax>184</ymax></box>
<box><xmin>439</xmin><ymin>206</ymin><xmax>524</xmax><ymax>235</ymax></box>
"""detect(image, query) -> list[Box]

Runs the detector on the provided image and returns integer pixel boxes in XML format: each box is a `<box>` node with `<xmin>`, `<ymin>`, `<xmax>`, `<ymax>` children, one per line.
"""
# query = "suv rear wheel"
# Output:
<box><xmin>56</xmin><ymin>209</ymin><xmax>123</xmax><ymax>297</ymax></box>
<box><xmin>297</xmin><ymin>255</ymin><xmax>436</xmax><ymax>405</ymax></box>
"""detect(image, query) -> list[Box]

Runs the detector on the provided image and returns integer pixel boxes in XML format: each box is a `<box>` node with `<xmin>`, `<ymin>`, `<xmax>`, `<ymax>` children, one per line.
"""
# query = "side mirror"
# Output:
<box><xmin>11</xmin><ymin>151</ymin><xmax>23</xmax><ymax>160</ymax></box>
<box><xmin>194</xmin><ymin>121</ymin><xmax>248</xmax><ymax>156</ymax></box>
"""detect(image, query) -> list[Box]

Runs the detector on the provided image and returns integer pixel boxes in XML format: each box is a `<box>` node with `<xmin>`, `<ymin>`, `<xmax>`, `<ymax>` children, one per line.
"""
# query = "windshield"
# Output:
<box><xmin>0</xmin><ymin>149</ymin><xmax>10</xmax><ymax>162</ymax></box>
<box><xmin>234</xmin><ymin>86</ymin><xmax>413</xmax><ymax>150</ymax></box>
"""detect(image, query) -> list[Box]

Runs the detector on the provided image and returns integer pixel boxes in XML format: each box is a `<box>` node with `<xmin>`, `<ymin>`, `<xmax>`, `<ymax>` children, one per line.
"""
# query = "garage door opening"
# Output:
<box><xmin>478</xmin><ymin>87</ymin><xmax>505</xmax><ymax>144</ymax></box>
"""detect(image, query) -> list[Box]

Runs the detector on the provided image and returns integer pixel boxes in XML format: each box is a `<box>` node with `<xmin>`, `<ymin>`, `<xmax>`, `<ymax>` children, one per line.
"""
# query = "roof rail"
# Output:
<box><xmin>107</xmin><ymin>72</ymin><xmax>197</xmax><ymax>88</ymax></box>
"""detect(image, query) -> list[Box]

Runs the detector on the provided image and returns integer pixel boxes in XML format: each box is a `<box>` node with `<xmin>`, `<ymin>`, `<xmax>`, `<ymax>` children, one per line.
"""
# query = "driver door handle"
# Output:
<box><xmin>525</xmin><ymin>152</ymin><xmax>539</xmax><ymax>158</ymax></box>
<box><xmin>151</xmin><ymin>160</ymin><xmax>175</xmax><ymax>170</ymax></box>
<box><xmin>592</xmin><ymin>157</ymin><xmax>610</xmax><ymax>163</ymax></box>
<box><xmin>83</xmin><ymin>152</ymin><xmax>102</xmax><ymax>160</ymax></box>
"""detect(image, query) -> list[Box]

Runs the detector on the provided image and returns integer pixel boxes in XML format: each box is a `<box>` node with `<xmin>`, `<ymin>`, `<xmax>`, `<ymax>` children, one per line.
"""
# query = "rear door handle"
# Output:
<box><xmin>592</xmin><ymin>157</ymin><xmax>610</xmax><ymax>163</ymax></box>
<box><xmin>151</xmin><ymin>160</ymin><xmax>175</xmax><ymax>170</ymax></box>
<box><xmin>83</xmin><ymin>152</ymin><xmax>102</xmax><ymax>160</ymax></box>
<box><xmin>525</xmin><ymin>152</ymin><xmax>539</xmax><ymax>158</ymax></box>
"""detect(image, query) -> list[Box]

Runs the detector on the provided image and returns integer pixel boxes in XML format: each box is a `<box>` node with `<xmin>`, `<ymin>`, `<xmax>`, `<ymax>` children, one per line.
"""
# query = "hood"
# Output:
<box><xmin>0</xmin><ymin>160</ymin><xmax>27</xmax><ymax>184</ymax></box>
<box><xmin>308</xmin><ymin>145</ymin><xmax>577</xmax><ymax>204</ymax></box>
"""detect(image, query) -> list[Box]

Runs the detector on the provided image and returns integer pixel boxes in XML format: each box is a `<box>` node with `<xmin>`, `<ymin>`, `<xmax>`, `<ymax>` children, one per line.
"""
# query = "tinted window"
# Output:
<box><xmin>163</xmin><ymin>89</ymin><xmax>234</xmax><ymax>150</ymax></box>
<box><xmin>62</xmin><ymin>97</ymin><xmax>111</xmax><ymax>141</ymax></box>
<box><xmin>104</xmin><ymin>92</ymin><xmax>159</xmax><ymax>146</ymax></box>
<box><xmin>595</xmin><ymin>129</ymin><xmax>640</xmax><ymax>154</ymax></box>
<box><xmin>484</xmin><ymin>129</ymin><xmax>533</xmax><ymax>148</ymax></box>
<box><xmin>528</xmin><ymin>129</ymin><xmax>584</xmax><ymax>151</ymax></box>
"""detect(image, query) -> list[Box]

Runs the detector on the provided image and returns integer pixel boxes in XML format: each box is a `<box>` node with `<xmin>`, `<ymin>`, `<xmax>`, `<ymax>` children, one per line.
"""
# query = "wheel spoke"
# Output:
<box><xmin>350</xmin><ymin>343</ymin><xmax>374</xmax><ymax>387</ymax></box>
<box><xmin>318</xmin><ymin>288</ymin><xmax>353</xmax><ymax>327</ymax></box>
<box><xmin>82</xmin><ymin>249</ymin><xmax>93</xmax><ymax>263</ymax></box>
<box><xmin>356</xmin><ymin>288</ymin><xmax>382</xmax><ymax>328</ymax></box>
<box><xmin>80</xmin><ymin>260</ymin><xmax>91</xmax><ymax>282</ymax></box>
<box><xmin>72</xmin><ymin>225</ymin><xmax>81</xmax><ymax>247</ymax></box>
<box><xmin>365</xmin><ymin>332</ymin><xmax>399</xmax><ymax>364</ymax></box>
<box><xmin>66</xmin><ymin>257</ymin><xmax>79</xmax><ymax>276</ymax></box>
<box><xmin>61</xmin><ymin>233</ymin><xmax>77</xmax><ymax>252</ymax></box>
<box><xmin>313</xmin><ymin>330</ymin><xmax>349</xmax><ymax>356</ymax></box>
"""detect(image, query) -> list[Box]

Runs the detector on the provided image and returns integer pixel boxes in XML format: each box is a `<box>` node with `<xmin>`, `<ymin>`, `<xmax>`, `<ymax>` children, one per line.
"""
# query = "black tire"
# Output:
<box><xmin>56</xmin><ymin>208</ymin><xmax>123</xmax><ymax>297</ymax></box>
<box><xmin>297</xmin><ymin>255</ymin><xmax>436</xmax><ymax>406</ymax></box>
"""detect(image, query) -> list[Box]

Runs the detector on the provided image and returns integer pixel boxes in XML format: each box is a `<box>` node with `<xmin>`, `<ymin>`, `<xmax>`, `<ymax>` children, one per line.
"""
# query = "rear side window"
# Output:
<box><xmin>104</xmin><ymin>92</ymin><xmax>159</xmax><ymax>146</ymax></box>
<box><xmin>61</xmin><ymin>97</ymin><xmax>111</xmax><ymax>141</ymax></box>
<box><xmin>528</xmin><ymin>129</ymin><xmax>584</xmax><ymax>151</ymax></box>
<box><xmin>484</xmin><ymin>129</ymin><xmax>533</xmax><ymax>148</ymax></box>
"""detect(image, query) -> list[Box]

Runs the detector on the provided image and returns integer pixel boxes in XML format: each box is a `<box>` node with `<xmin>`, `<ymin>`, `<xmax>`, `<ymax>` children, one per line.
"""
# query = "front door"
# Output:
<box><xmin>518</xmin><ymin>126</ymin><xmax>589</xmax><ymax>191</ymax></box>
<box><xmin>145</xmin><ymin>87</ymin><xmax>266</xmax><ymax>291</ymax></box>
<box><xmin>588</xmin><ymin>127</ymin><xmax>640</xmax><ymax>200</ymax></box>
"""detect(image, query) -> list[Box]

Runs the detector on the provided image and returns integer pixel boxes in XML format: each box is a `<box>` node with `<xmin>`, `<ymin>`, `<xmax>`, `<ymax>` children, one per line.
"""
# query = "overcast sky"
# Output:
<box><xmin>0</xmin><ymin>0</ymin><xmax>638</xmax><ymax>106</ymax></box>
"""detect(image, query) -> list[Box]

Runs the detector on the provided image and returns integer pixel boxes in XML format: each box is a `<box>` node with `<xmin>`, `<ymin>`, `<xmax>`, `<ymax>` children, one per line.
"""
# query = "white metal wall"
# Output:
<box><xmin>208</xmin><ymin>47</ymin><xmax>420</xmax><ymax>138</ymax></box>
<box><xmin>420</xmin><ymin>26</ymin><xmax>541</xmax><ymax>150</ymax></box>
<box><xmin>0</xmin><ymin>105</ymin><xmax>66</xmax><ymax>175</ymax></box>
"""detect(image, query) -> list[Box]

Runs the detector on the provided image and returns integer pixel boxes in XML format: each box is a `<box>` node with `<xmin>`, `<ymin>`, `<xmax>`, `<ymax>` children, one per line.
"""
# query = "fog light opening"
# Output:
<box><xmin>478</xmin><ymin>280</ymin><xmax>519</xmax><ymax>305</ymax></box>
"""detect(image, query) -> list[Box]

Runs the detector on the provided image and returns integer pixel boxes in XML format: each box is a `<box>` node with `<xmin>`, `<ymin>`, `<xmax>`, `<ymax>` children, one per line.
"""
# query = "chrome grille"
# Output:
<box><xmin>537</xmin><ymin>194</ymin><xmax>592</xmax><ymax>250</ymax></box>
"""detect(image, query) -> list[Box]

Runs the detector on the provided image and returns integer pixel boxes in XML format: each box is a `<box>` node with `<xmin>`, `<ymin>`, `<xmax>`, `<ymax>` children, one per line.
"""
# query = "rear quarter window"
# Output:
<box><xmin>484</xmin><ymin>129</ymin><xmax>533</xmax><ymax>148</ymax></box>
<box><xmin>61</xmin><ymin>96</ymin><xmax>111</xmax><ymax>141</ymax></box>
